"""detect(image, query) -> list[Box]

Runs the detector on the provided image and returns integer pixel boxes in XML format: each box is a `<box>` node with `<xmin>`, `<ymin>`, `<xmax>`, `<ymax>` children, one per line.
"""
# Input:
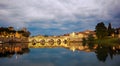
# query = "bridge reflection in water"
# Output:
<box><xmin>29</xmin><ymin>42</ymin><xmax>98</xmax><ymax>52</ymax></box>
<box><xmin>29</xmin><ymin>41</ymin><xmax>120</xmax><ymax>52</ymax></box>
<box><xmin>29</xmin><ymin>42</ymin><xmax>120</xmax><ymax>62</ymax></box>
<box><xmin>0</xmin><ymin>42</ymin><xmax>120</xmax><ymax>62</ymax></box>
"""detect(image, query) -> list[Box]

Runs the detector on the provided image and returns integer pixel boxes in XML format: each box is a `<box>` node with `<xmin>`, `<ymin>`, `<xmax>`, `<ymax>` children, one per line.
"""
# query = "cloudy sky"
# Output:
<box><xmin>0</xmin><ymin>0</ymin><xmax>120</xmax><ymax>36</ymax></box>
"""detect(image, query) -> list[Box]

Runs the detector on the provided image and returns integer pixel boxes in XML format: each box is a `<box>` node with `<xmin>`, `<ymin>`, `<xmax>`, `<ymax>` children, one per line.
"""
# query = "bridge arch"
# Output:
<box><xmin>63</xmin><ymin>39</ymin><xmax>68</xmax><ymax>44</ymax></box>
<box><xmin>32</xmin><ymin>39</ymin><xmax>37</xmax><ymax>45</ymax></box>
<box><xmin>48</xmin><ymin>39</ymin><xmax>54</xmax><ymax>45</ymax></box>
<box><xmin>57</xmin><ymin>39</ymin><xmax>61</xmax><ymax>45</ymax></box>
<box><xmin>40</xmin><ymin>39</ymin><xmax>45</xmax><ymax>45</ymax></box>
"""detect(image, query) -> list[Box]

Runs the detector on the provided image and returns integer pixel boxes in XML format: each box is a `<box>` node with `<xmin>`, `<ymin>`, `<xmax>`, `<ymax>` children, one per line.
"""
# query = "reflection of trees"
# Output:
<box><xmin>82</xmin><ymin>34</ymin><xmax>95</xmax><ymax>49</ymax></box>
<box><xmin>0</xmin><ymin>51</ymin><xmax>15</xmax><ymax>58</ymax></box>
<box><xmin>95</xmin><ymin>45</ymin><xmax>108</xmax><ymax>62</ymax></box>
<box><xmin>82</xmin><ymin>34</ymin><xmax>120</xmax><ymax>62</ymax></box>
<box><xmin>87</xmin><ymin>42</ymin><xmax>95</xmax><ymax>50</ymax></box>
<box><xmin>95</xmin><ymin>44</ymin><xmax>120</xmax><ymax>62</ymax></box>
<box><xmin>16</xmin><ymin>48</ymin><xmax>30</xmax><ymax>55</ymax></box>
<box><xmin>0</xmin><ymin>43</ymin><xmax>30</xmax><ymax>58</ymax></box>
<box><xmin>82</xmin><ymin>38</ymin><xmax>87</xmax><ymax>46</ymax></box>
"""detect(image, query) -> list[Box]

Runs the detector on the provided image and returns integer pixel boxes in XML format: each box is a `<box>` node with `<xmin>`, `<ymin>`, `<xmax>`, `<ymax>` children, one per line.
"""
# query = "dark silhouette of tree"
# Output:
<box><xmin>87</xmin><ymin>34</ymin><xmax>95</xmax><ymax>49</ymax></box>
<box><xmin>95</xmin><ymin>22</ymin><xmax>108</xmax><ymax>39</ymax></box>
<box><xmin>88</xmin><ymin>34</ymin><xmax>95</xmax><ymax>41</ymax></box>
<box><xmin>23</xmin><ymin>31</ymin><xmax>31</xmax><ymax>37</ymax></box>
<box><xmin>18</xmin><ymin>30</ymin><xmax>31</xmax><ymax>37</ymax></box>
<box><xmin>108</xmin><ymin>23</ymin><xmax>115</xmax><ymax>36</ymax></box>
<box><xmin>82</xmin><ymin>38</ymin><xmax>87</xmax><ymax>46</ymax></box>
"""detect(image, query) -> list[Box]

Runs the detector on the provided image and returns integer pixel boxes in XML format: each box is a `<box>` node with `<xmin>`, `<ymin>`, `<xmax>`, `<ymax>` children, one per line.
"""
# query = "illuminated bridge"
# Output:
<box><xmin>29</xmin><ymin>36</ymin><xmax>70</xmax><ymax>46</ymax></box>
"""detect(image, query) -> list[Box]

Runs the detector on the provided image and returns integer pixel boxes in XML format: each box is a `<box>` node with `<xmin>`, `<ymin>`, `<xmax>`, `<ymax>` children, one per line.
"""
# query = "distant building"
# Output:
<box><xmin>70</xmin><ymin>32</ymin><xmax>76</xmax><ymax>38</ymax></box>
<box><xmin>64</xmin><ymin>33</ymin><xmax>69</xmax><ymax>36</ymax></box>
<box><xmin>115</xmin><ymin>28</ymin><xmax>120</xmax><ymax>38</ymax></box>
<box><xmin>69</xmin><ymin>30</ymin><xmax>96</xmax><ymax>39</ymax></box>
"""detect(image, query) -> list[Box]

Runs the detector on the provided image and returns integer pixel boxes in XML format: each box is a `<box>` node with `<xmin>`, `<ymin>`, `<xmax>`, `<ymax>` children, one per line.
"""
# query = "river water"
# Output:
<box><xmin>0</xmin><ymin>43</ymin><xmax>120</xmax><ymax>66</ymax></box>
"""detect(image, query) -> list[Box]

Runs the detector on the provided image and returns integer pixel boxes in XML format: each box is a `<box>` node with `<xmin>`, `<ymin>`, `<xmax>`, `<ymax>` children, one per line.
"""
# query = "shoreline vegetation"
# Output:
<box><xmin>94</xmin><ymin>38</ymin><xmax>120</xmax><ymax>45</ymax></box>
<box><xmin>84</xmin><ymin>37</ymin><xmax>120</xmax><ymax>46</ymax></box>
<box><xmin>83</xmin><ymin>22</ymin><xmax>120</xmax><ymax>46</ymax></box>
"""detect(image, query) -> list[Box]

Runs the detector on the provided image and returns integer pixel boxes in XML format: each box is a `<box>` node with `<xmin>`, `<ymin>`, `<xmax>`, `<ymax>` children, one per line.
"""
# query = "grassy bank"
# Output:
<box><xmin>94</xmin><ymin>38</ymin><xmax>120</xmax><ymax>46</ymax></box>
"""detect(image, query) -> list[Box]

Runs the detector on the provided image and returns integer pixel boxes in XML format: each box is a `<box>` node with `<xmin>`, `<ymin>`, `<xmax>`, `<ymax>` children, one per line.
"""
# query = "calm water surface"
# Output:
<box><xmin>0</xmin><ymin>43</ymin><xmax>120</xmax><ymax>66</ymax></box>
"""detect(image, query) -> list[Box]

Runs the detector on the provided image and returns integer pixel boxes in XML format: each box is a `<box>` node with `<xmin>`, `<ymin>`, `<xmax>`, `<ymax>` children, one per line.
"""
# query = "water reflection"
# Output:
<box><xmin>0</xmin><ymin>40</ymin><xmax>120</xmax><ymax>62</ymax></box>
<box><xmin>0</xmin><ymin>43</ymin><xmax>30</xmax><ymax>58</ymax></box>
<box><xmin>95</xmin><ymin>44</ymin><xmax>120</xmax><ymax>62</ymax></box>
<box><xmin>29</xmin><ymin>42</ymin><xmax>120</xmax><ymax>62</ymax></box>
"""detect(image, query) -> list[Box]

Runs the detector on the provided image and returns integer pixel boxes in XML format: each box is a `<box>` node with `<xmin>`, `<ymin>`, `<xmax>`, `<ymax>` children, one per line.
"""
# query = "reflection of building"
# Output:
<box><xmin>0</xmin><ymin>43</ymin><xmax>29</xmax><ymax>57</ymax></box>
<box><xmin>68</xmin><ymin>42</ymin><xmax>96</xmax><ymax>52</ymax></box>
<box><xmin>29</xmin><ymin>42</ymin><xmax>96</xmax><ymax>52</ymax></box>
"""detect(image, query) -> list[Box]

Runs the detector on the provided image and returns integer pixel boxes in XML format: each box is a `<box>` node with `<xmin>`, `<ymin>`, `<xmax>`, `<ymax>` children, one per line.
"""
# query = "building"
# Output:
<box><xmin>69</xmin><ymin>30</ymin><xmax>96</xmax><ymax>39</ymax></box>
<box><xmin>115</xmin><ymin>28</ymin><xmax>120</xmax><ymax>38</ymax></box>
<box><xmin>61</xmin><ymin>30</ymin><xmax>96</xmax><ymax>42</ymax></box>
<box><xmin>15</xmin><ymin>32</ymin><xmax>22</xmax><ymax>38</ymax></box>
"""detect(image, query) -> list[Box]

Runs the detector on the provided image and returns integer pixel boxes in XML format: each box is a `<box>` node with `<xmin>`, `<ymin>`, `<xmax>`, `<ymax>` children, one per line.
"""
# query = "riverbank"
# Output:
<box><xmin>94</xmin><ymin>38</ymin><xmax>120</xmax><ymax>46</ymax></box>
<box><xmin>0</xmin><ymin>37</ymin><xmax>29</xmax><ymax>43</ymax></box>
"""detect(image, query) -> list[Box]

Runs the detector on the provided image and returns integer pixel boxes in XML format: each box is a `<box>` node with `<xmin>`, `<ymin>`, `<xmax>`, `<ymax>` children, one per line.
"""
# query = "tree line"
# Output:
<box><xmin>0</xmin><ymin>27</ymin><xmax>31</xmax><ymax>37</ymax></box>
<box><xmin>95</xmin><ymin>22</ymin><xmax>119</xmax><ymax>39</ymax></box>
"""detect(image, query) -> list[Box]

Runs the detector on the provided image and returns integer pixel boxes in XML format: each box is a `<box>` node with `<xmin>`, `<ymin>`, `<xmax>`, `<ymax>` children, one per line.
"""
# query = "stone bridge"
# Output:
<box><xmin>29</xmin><ymin>36</ymin><xmax>70</xmax><ymax>45</ymax></box>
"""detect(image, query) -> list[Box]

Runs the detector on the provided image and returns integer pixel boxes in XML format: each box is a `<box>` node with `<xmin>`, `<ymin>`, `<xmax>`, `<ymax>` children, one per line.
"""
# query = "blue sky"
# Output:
<box><xmin>0</xmin><ymin>0</ymin><xmax>120</xmax><ymax>36</ymax></box>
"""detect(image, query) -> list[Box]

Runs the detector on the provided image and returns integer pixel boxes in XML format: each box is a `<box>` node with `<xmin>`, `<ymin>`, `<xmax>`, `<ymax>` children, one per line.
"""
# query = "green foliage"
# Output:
<box><xmin>18</xmin><ymin>30</ymin><xmax>31</xmax><ymax>37</ymax></box>
<box><xmin>23</xmin><ymin>31</ymin><xmax>31</xmax><ymax>37</ymax></box>
<box><xmin>82</xmin><ymin>38</ymin><xmax>87</xmax><ymax>46</ymax></box>
<box><xmin>94</xmin><ymin>38</ymin><xmax>120</xmax><ymax>45</ymax></box>
<box><xmin>108</xmin><ymin>23</ymin><xmax>115</xmax><ymax>36</ymax></box>
<box><xmin>95</xmin><ymin>22</ymin><xmax>108</xmax><ymax>39</ymax></box>
<box><xmin>88</xmin><ymin>34</ymin><xmax>95</xmax><ymax>41</ymax></box>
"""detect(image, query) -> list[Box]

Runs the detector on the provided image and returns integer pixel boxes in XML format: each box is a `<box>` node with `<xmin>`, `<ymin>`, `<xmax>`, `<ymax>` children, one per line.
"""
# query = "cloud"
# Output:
<box><xmin>0</xmin><ymin>0</ymin><xmax>120</xmax><ymax>35</ymax></box>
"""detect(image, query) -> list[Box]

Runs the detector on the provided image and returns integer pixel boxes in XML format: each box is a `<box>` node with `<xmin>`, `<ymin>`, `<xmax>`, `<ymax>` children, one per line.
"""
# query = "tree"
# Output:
<box><xmin>23</xmin><ymin>31</ymin><xmax>31</xmax><ymax>37</ymax></box>
<box><xmin>88</xmin><ymin>34</ymin><xmax>95</xmax><ymax>41</ymax></box>
<box><xmin>95</xmin><ymin>22</ymin><xmax>108</xmax><ymax>39</ymax></box>
<box><xmin>18</xmin><ymin>30</ymin><xmax>31</xmax><ymax>37</ymax></box>
<box><xmin>108</xmin><ymin>23</ymin><xmax>114</xmax><ymax>36</ymax></box>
